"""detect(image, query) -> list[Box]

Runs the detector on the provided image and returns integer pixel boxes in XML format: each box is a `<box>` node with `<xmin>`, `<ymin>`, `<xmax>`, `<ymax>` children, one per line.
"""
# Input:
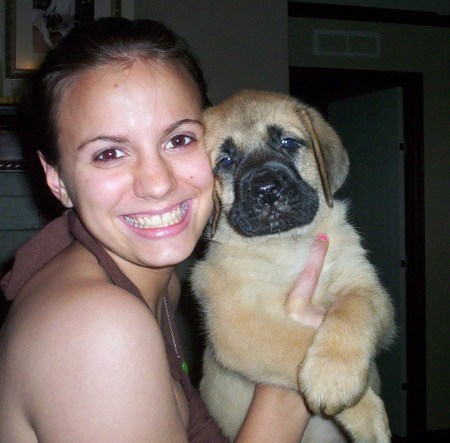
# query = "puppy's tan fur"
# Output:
<box><xmin>191</xmin><ymin>90</ymin><xmax>395</xmax><ymax>442</ymax></box>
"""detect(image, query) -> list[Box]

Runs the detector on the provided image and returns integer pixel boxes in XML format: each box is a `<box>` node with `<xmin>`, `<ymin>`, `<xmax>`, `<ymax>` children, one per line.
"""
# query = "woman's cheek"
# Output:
<box><xmin>190</xmin><ymin>151</ymin><xmax>214</xmax><ymax>190</ymax></box>
<box><xmin>83</xmin><ymin>171</ymin><xmax>128</xmax><ymax>204</ymax></box>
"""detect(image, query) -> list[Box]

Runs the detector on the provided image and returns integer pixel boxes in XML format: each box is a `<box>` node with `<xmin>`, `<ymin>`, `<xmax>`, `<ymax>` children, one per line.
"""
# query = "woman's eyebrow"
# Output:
<box><xmin>76</xmin><ymin>135</ymin><xmax>129</xmax><ymax>151</ymax></box>
<box><xmin>165</xmin><ymin>119</ymin><xmax>204</xmax><ymax>135</ymax></box>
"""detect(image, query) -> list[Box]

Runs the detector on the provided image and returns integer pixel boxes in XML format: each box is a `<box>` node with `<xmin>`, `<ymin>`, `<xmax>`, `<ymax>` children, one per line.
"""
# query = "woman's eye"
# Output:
<box><xmin>95</xmin><ymin>148</ymin><xmax>126</xmax><ymax>162</ymax></box>
<box><xmin>167</xmin><ymin>134</ymin><xmax>194</xmax><ymax>149</ymax></box>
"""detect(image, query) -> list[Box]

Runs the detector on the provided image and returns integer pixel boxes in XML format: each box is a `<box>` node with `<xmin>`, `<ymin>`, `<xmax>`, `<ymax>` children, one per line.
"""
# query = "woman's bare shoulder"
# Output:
<box><xmin>1</xmin><ymin>243</ymin><xmax>188</xmax><ymax>441</ymax></box>
<box><xmin>7</xmin><ymin>241</ymin><xmax>158</xmax><ymax>363</ymax></box>
<box><xmin>6</xmin><ymin>242</ymin><xmax>148</xmax><ymax>333</ymax></box>
<box><xmin>2</xmin><ymin>241</ymin><xmax>156</xmax><ymax>376</ymax></box>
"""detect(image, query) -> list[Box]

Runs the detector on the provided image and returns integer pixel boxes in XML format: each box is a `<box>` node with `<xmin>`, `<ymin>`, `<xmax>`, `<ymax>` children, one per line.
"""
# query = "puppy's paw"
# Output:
<box><xmin>298</xmin><ymin>343</ymin><xmax>369</xmax><ymax>415</ymax></box>
<box><xmin>336</xmin><ymin>387</ymin><xmax>391</xmax><ymax>443</ymax></box>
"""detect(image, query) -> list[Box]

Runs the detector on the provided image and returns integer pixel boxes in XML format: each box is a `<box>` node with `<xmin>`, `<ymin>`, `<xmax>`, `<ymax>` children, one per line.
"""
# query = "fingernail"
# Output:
<box><xmin>318</xmin><ymin>233</ymin><xmax>329</xmax><ymax>241</ymax></box>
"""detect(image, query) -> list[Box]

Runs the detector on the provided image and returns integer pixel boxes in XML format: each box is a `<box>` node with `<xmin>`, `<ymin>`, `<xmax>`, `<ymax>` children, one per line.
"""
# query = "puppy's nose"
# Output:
<box><xmin>251</xmin><ymin>169</ymin><xmax>284</xmax><ymax>205</ymax></box>
<box><xmin>257</xmin><ymin>182</ymin><xmax>283</xmax><ymax>205</ymax></box>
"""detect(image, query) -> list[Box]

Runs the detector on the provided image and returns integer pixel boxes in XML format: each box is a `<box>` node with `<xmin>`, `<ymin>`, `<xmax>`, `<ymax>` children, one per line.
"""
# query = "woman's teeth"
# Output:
<box><xmin>124</xmin><ymin>204</ymin><xmax>187</xmax><ymax>229</ymax></box>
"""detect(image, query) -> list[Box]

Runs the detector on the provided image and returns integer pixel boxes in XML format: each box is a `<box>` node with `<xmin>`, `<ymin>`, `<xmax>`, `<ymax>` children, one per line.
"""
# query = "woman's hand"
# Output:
<box><xmin>286</xmin><ymin>233</ymin><xmax>329</xmax><ymax>328</ymax></box>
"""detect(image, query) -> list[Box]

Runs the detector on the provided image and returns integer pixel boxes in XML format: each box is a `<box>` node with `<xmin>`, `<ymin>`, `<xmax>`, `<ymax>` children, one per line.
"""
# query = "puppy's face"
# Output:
<box><xmin>204</xmin><ymin>90</ymin><xmax>349</xmax><ymax>238</ymax></box>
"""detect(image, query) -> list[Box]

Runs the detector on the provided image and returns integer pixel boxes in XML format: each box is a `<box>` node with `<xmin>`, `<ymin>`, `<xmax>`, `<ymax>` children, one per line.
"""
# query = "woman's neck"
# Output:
<box><xmin>130</xmin><ymin>265</ymin><xmax>176</xmax><ymax>314</ymax></box>
<box><xmin>105</xmin><ymin>251</ymin><xmax>176</xmax><ymax>314</ymax></box>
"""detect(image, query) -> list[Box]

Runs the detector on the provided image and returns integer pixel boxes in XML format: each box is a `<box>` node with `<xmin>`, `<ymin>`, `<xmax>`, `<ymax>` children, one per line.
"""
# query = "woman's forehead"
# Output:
<box><xmin>56</xmin><ymin>60</ymin><xmax>203</xmax><ymax>146</ymax></box>
<box><xmin>60</xmin><ymin>60</ymin><xmax>202</xmax><ymax>110</ymax></box>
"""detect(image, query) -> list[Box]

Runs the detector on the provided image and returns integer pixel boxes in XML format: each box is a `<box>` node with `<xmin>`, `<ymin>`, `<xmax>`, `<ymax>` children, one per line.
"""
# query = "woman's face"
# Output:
<box><xmin>43</xmin><ymin>60</ymin><xmax>214</xmax><ymax>269</ymax></box>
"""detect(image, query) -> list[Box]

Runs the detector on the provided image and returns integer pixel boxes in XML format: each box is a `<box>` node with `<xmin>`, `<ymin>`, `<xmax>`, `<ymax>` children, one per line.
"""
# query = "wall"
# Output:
<box><xmin>288</xmin><ymin>16</ymin><xmax>450</xmax><ymax>431</ymax></box>
<box><xmin>134</xmin><ymin>0</ymin><xmax>289</xmax><ymax>104</ymax></box>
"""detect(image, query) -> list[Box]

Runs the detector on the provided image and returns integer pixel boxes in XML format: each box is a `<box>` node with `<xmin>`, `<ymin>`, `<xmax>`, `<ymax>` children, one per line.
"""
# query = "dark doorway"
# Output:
<box><xmin>290</xmin><ymin>67</ymin><xmax>425</xmax><ymax>441</ymax></box>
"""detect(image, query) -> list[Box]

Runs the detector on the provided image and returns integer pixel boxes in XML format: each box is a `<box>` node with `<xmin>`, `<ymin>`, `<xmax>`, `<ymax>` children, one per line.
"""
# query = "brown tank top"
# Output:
<box><xmin>1</xmin><ymin>210</ymin><xmax>228</xmax><ymax>442</ymax></box>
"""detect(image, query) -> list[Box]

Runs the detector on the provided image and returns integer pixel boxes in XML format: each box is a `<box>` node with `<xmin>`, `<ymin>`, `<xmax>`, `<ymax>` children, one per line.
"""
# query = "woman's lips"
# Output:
<box><xmin>123</xmin><ymin>201</ymin><xmax>189</xmax><ymax>230</ymax></box>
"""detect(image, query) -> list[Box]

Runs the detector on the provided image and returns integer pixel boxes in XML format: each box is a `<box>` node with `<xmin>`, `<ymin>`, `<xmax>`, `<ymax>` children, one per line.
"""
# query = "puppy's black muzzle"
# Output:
<box><xmin>229</xmin><ymin>160</ymin><xmax>319</xmax><ymax>237</ymax></box>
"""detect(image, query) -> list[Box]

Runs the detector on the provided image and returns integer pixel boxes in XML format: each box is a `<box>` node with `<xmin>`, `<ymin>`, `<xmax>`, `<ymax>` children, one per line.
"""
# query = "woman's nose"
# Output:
<box><xmin>132</xmin><ymin>154</ymin><xmax>176</xmax><ymax>200</ymax></box>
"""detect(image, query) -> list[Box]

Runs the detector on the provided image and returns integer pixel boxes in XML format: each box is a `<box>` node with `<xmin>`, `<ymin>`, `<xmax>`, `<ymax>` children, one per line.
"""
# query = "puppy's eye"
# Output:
<box><xmin>217</xmin><ymin>156</ymin><xmax>233</xmax><ymax>169</ymax></box>
<box><xmin>281</xmin><ymin>138</ymin><xmax>303</xmax><ymax>150</ymax></box>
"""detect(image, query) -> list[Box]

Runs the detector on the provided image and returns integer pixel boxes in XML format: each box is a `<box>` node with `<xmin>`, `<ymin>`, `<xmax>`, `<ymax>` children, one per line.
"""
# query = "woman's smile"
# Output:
<box><xmin>123</xmin><ymin>201</ymin><xmax>189</xmax><ymax>230</ymax></box>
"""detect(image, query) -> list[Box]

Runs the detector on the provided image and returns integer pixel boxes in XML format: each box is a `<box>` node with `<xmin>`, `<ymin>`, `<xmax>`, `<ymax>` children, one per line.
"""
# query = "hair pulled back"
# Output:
<box><xmin>33</xmin><ymin>17</ymin><xmax>210</xmax><ymax>167</ymax></box>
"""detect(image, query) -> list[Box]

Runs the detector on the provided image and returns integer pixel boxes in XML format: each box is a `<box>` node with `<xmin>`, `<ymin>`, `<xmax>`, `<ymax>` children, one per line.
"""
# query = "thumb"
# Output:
<box><xmin>286</xmin><ymin>234</ymin><xmax>329</xmax><ymax>328</ymax></box>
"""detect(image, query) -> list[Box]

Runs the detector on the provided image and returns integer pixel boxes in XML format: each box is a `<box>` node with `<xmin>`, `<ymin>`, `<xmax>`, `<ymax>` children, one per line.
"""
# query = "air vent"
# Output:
<box><xmin>313</xmin><ymin>30</ymin><xmax>380</xmax><ymax>58</ymax></box>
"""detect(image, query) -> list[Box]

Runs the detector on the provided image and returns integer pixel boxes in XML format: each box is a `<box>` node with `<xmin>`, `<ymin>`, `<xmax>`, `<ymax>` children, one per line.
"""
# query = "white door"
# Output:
<box><xmin>328</xmin><ymin>88</ymin><xmax>407</xmax><ymax>437</ymax></box>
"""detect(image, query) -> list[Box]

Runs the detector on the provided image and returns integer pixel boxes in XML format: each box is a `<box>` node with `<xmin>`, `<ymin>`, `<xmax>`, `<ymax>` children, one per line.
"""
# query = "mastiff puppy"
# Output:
<box><xmin>191</xmin><ymin>90</ymin><xmax>395</xmax><ymax>442</ymax></box>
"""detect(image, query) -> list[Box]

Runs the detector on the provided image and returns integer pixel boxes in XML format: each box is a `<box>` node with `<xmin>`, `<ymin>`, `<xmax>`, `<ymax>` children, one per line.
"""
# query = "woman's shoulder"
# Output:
<box><xmin>16</xmin><ymin>240</ymin><xmax>133</xmax><ymax>300</ymax></box>
<box><xmin>0</xmin><ymin>242</ymin><xmax>180</xmax><ymax>440</ymax></box>
<box><xmin>3</xmin><ymin>240</ymin><xmax>162</xmax><ymax>378</ymax></box>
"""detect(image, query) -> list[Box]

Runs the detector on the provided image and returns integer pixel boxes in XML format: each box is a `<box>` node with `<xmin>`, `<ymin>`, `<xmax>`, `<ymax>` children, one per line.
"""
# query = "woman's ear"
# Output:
<box><xmin>38</xmin><ymin>151</ymin><xmax>73</xmax><ymax>208</ymax></box>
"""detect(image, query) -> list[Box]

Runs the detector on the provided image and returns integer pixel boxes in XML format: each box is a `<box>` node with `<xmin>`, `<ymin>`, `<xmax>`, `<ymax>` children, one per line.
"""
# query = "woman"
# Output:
<box><xmin>0</xmin><ymin>18</ymin><xmax>328</xmax><ymax>442</ymax></box>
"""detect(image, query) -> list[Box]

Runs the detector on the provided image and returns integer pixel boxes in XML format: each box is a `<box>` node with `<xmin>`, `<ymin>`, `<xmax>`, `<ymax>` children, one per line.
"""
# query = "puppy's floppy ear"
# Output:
<box><xmin>299</xmin><ymin>107</ymin><xmax>349</xmax><ymax>207</ymax></box>
<box><xmin>206</xmin><ymin>186</ymin><xmax>221</xmax><ymax>240</ymax></box>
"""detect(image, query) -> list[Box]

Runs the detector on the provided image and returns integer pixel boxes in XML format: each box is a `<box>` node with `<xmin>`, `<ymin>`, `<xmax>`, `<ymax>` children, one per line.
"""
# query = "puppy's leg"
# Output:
<box><xmin>299</xmin><ymin>285</ymin><xmax>392</xmax><ymax>415</ymax></box>
<box><xmin>209</xmin><ymin>300</ymin><xmax>316</xmax><ymax>388</ymax></box>
<box><xmin>335</xmin><ymin>387</ymin><xmax>391</xmax><ymax>443</ymax></box>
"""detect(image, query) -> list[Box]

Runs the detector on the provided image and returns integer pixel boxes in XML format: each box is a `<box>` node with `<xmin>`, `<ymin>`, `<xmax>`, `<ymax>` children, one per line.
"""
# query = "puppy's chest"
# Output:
<box><xmin>204</xmin><ymin>239</ymin><xmax>330</xmax><ymax>308</ymax></box>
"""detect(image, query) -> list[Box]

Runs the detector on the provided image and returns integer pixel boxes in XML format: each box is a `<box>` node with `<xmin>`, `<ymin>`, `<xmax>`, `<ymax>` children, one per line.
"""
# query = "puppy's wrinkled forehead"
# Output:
<box><xmin>204</xmin><ymin>90</ymin><xmax>310</xmax><ymax>157</ymax></box>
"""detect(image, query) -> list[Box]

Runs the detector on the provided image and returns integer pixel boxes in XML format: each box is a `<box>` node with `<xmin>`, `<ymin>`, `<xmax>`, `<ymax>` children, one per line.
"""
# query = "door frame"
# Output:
<box><xmin>289</xmin><ymin>66</ymin><xmax>425</xmax><ymax>440</ymax></box>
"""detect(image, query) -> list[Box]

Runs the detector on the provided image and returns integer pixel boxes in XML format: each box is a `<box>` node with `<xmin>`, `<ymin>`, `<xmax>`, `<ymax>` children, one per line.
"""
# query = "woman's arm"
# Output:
<box><xmin>235</xmin><ymin>385</ymin><xmax>311</xmax><ymax>443</ymax></box>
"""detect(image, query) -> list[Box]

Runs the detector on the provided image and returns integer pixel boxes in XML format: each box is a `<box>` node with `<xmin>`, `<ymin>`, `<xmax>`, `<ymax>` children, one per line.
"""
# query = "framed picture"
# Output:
<box><xmin>5</xmin><ymin>0</ymin><xmax>122</xmax><ymax>79</ymax></box>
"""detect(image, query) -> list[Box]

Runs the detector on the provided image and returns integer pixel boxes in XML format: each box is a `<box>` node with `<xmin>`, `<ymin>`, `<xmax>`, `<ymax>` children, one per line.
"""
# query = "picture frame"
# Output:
<box><xmin>5</xmin><ymin>0</ymin><xmax>122</xmax><ymax>79</ymax></box>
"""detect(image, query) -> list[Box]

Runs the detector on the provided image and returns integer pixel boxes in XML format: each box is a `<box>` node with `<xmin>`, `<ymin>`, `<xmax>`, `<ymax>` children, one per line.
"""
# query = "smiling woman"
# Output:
<box><xmin>0</xmin><ymin>18</ymin><xmax>220</xmax><ymax>442</ymax></box>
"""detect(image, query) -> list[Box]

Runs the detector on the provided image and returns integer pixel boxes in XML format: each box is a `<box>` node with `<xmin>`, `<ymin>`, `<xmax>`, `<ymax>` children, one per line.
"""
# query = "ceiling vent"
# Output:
<box><xmin>313</xmin><ymin>30</ymin><xmax>381</xmax><ymax>58</ymax></box>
